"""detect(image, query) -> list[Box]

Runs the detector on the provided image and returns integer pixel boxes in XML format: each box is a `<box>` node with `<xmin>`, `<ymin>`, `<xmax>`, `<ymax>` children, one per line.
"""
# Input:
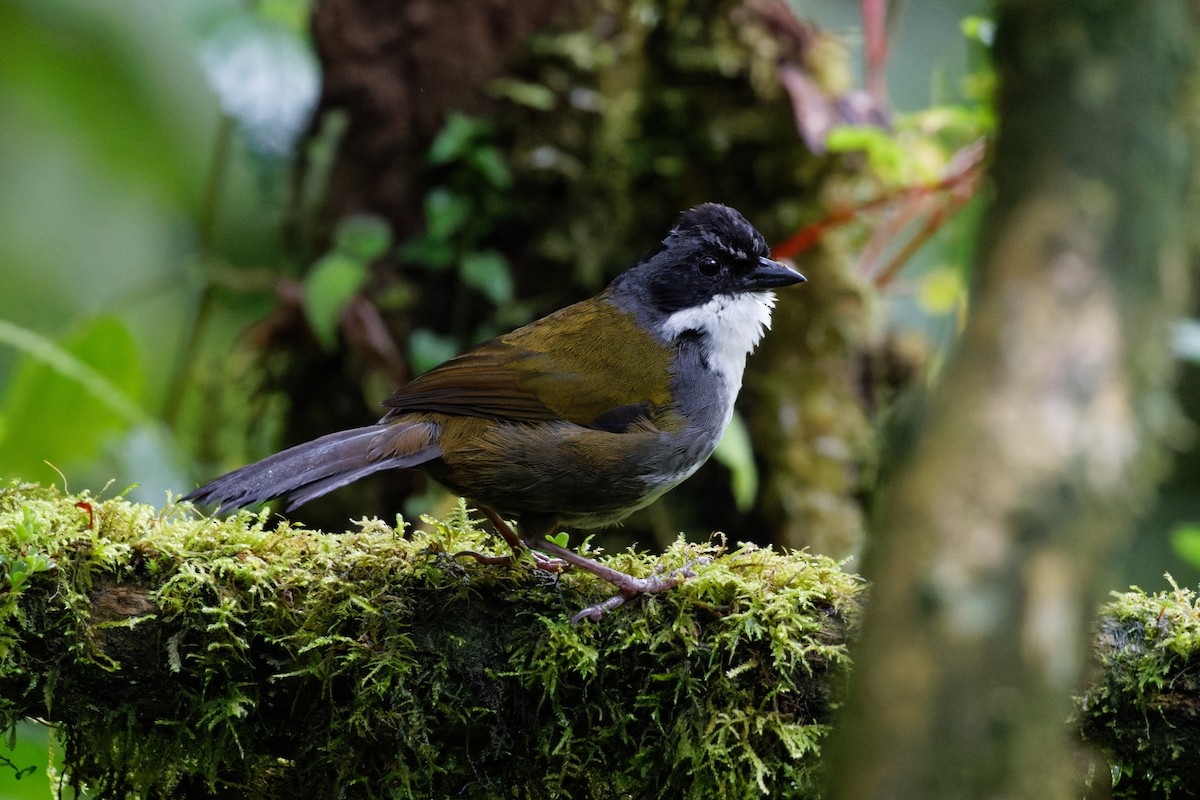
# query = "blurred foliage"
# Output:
<box><xmin>0</xmin><ymin>722</ymin><xmax>52</xmax><ymax>799</ymax></box>
<box><xmin>303</xmin><ymin>214</ymin><xmax>392</xmax><ymax>351</ymax></box>
<box><xmin>396</xmin><ymin>112</ymin><xmax>531</xmax><ymax>372</ymax></box>
<box><xmin>712</xmin><ymin>411</ymin><xmax>759</xmax><ymax>513</ymax></box>
<box><xmin>0</xmin><ymin>0</ymin><xmax>313</xmax><ymax>502</ymax></box>
<box><xmin>0</xmin><ymin>2</ymin><xmax>316</xmax><ymax>785</ymax></box>
<box><xmin>1171</xmin><ymin>523</ymin><xmax>1200</xmax><ymax>569</ymax></box>
<box><xmin>822</xmin><ymin>11</ymin><xmax>993</xmax><ymax>338</ymax></box>
<box><xmin>0</xmin><ymin>316</ymin><xmax>146</xmax><ymax>481</ymax></box>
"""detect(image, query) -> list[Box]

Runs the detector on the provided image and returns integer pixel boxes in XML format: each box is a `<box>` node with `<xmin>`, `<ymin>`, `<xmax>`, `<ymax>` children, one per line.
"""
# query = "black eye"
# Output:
<box><xmin>697</xmin><ymin>256</ymin><xmax>721</xmax><ymax>277</ymax></box>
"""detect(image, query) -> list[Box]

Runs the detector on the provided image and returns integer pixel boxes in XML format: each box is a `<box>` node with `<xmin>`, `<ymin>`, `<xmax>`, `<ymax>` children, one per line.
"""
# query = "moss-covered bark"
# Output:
<box><xmin>0</xmin><ymin>483</ymin><xmax>858</xmax><ymax>798</ymax></box>
<box><xmin>1080</xmin><ymin>580</ymin><xmax>1200</xmax><ymax>798</ymax></box>
<box><xmin>4</xmin><ymin>483</ymin><xmax>1200</xmax><ymax>797</ymax></box>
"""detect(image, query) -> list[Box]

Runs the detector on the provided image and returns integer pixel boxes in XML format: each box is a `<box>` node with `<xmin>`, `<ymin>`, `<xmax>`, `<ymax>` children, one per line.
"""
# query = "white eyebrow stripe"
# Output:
<box><xmin>689</xmin><ymin>228</ymin><xmax>761</xmax><ymax>264</ymax></box>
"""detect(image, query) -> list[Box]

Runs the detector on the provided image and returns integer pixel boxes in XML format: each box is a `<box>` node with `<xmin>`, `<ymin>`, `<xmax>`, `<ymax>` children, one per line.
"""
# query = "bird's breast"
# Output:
<box><xmin>425</xmin><ymin>410</ymin><xmax>719</xmax><ymax>529</ymax></box>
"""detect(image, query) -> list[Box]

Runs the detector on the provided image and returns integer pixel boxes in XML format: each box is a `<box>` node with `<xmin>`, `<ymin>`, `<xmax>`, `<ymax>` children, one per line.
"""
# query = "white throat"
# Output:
<box><xmin>661</xmin><ymin>290</ymin><xmax>776</xmax><ymax>369</ymax></box>
<box><xmin>643</xmin><ymin>290</ymin><xmax>777</xmax><ymax>489</ymax></box>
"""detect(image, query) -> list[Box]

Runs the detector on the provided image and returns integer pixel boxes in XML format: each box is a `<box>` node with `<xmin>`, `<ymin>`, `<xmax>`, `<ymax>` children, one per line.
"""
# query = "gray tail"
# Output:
<box><xmin>184</xmin><ymin>423</ymin><xmax>440</xmax><ymax>512</ymax></box>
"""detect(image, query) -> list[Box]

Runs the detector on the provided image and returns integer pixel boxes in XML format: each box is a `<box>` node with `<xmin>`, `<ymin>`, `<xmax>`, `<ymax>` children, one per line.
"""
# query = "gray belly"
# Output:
<box><xmin>430</xmin><ymin>418</ymin><xmax>724</xmax><ymax>530</ymax></box>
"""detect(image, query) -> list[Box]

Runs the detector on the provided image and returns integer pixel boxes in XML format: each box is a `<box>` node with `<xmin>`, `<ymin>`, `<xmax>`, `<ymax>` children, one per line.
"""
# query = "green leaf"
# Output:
<box><xmin>408</xmin><ymin>329</ymin><xmax>459</xmax><ymax>376</ymax></box>
<box><xmin>712</xmin><ymin>412</ymin><xmax>758</xmax><ymax>512</ymax></box>
<box><xmin>303</xmin><ymin>253</ymin><xmax>369</xmax><ymax>351</ymax></box>
<box><xmin>427</xmin><ymin>112</ymin><xmax>490</xmax><ymax>165</ymax></box>
<box><xmin>824</xmin><ymin>125</ymin><xmax>893</xmax><ymax>154</ymax></box>
<box><xmin>0</xmin><ymin>316</ymin><xmax>145</xmax><ymax>482</ymax></box>
<box><xmin>460</xmin><ymin>250</ymin><xmax>513</xmax><ymax>305</ymax></box>
<box><xmin>1170</xmin><ymin>525</ymin><xmax>1200</xmax><ymax>568</ymax></box>
<box><xmin>825</xmin><ymin>125</ymin><xmax>912</xmax><ymax>183</ymax></box>
<box><xmin>917</xmin><ymin>268</ymin><xmax>966</xmax><ymax>315</ymax></box>
<box><xmin>425</xmin><ymin>188</ymin><xmax>472</xmax><ymax>241</ymax></box>
<box><xmin>547</xmin><ymin>532</ymin><xmax>570</xmax><ymax>548</ymax></box>
<box><xmin>27</xmin><ymin>553</ymin><xmax>55</xmax><ymax>574</ymax></box>
<box><xmin>468</xmin><ymin>145</ymin><xmax>513</xmax><ymax>189</ymax></box>
<box><xmin>333</xmin><ymin>214</ymin><xmax>392</xmax><ymax>262</ymax></box>
<box><xmin>16</xmin><ymin>506</ymin><xmax>45</xmax><ymax>545</ymax></box>
<box><xmin>961</xmin><ymin>16</ymin><xmax>996</xmax><ymax>46</ymax></box>
<box><xmin>488</xmin><ymin>78</ymin><xmax>557</xmax><ymax>111</ymax></box>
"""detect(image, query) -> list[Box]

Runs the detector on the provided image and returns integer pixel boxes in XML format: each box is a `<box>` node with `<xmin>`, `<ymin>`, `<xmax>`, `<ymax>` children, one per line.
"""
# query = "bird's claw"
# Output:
<box><xmin>569</xmin><ymin>556</ymin><xmax>712</xmax><ymax>624</ymax></box>
<box><xmin>529</xmin><ymin>552</ymin><xmax>572</xmax><ymax>574</ymax></box>
<box><xmin>571</xmin><ymin>592</ymin><xmax>631</xmax><ymax>623</ymax></box>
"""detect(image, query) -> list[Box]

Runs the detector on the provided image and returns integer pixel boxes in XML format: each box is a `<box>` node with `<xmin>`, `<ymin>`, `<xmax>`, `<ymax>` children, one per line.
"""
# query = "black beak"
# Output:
<box><xmin>744</xmin><ymin>256</ymin><xmax>806</xmax><ymax>290</ymax></box>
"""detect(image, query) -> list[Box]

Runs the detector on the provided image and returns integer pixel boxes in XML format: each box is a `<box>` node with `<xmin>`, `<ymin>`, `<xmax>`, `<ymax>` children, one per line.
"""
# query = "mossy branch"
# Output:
<box><xmin>0</xmin><ymin>482</ymin><xmax>859</xmax><ymax>799</ymax></box>
<box><xmin>4</xmin><ymin>482</ymin><xmax>1196</xmax><ymax>798</ymax></box>
<box><xmin>1079</xmin><ymin>580</ymin><xmax>1200</xmax><ymax>798</ymax></box>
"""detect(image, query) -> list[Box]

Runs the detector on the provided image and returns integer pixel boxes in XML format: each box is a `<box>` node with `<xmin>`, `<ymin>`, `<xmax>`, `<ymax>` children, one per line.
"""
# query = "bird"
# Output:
<box><xmin>185</xmin><ymin>203</ymin><xmax>806</xmax><ymax>621</ymax></box>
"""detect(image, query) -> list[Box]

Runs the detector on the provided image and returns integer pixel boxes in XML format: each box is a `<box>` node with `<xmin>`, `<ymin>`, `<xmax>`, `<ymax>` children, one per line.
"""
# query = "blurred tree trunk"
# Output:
<box><xmin>309</xmin><ymin>0</ymin><xmax>582</xmax><ymax>237</ymax></box>
<box><xmin>826</xmin><ymin>2</ymin><xmax>1198</xmax><ymax>798</ymax></box>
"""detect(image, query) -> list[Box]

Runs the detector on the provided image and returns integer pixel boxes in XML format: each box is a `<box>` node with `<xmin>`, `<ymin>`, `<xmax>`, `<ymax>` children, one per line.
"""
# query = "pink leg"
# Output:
<box><xmin>453</xmin><ymin>506</ymin><xmax>571</xmax><ymax>573</ymax></box>
<box><xmin>530</xmin><ymin>537</ymin><xmax>708</xmax><ymax>623</ymax></box>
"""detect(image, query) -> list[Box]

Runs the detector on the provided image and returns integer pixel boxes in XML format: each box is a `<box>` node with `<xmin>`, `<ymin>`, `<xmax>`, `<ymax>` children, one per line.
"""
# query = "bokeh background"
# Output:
<box><xmin>2</xmin><ymin>1</ymin><xmax>1197</xmax><ymax>795</ymax></box>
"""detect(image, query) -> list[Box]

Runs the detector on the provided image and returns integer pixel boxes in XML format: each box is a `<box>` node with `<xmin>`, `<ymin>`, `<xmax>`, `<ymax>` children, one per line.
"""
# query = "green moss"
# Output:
<box><xmin>1077</xmin><ymin>577</ymin><xmax>1200</xmax><ymax>798</ymax></box>
<box><xmin>0</xmin><ymin>482</ymin><xmax>860</xmax><ymax>798</ymax></box>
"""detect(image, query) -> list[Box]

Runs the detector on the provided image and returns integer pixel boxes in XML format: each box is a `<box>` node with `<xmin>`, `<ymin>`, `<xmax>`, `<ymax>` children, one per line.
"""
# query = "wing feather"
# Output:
<box><xmin>382</xmin><ymin>345</ymin><xmax>561</xmax><ymax>422</ymax></box>
<box><xmin>381</xmin><ymin>295</ymin><xmax>673</xmax><ymax>429</ymax></box>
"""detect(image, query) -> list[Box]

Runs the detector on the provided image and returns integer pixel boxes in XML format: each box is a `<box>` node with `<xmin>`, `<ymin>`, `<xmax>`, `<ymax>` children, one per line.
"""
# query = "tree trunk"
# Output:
<box><xmin>825</xmin><ymin>2</ymin><xmax>1199</xmax><ymax>797</ymax></box>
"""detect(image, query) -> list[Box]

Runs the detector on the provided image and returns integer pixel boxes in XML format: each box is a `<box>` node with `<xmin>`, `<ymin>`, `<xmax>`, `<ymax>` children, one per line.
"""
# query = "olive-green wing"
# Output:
<box><xmin>381</xmin><ymin>296</ymin><xmax>672</xmax><ymax>428</ymax></box>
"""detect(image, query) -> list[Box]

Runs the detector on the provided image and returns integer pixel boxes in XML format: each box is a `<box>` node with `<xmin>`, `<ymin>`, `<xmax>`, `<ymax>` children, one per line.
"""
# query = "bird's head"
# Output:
<box><xmin>611</xmin><ymin>203</ymin><xmax>806</xmax><ymax>356</ymax></box>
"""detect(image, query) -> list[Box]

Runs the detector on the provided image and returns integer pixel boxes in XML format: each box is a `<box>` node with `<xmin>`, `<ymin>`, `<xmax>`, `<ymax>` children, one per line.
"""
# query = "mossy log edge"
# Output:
<box><xmin>0</xmin><ymin>482</ymin><xmax>1194</xmax><ymax>798</ymax></box>
<box><xmin>0</xmin><ymin>482</ymin><xmax>858</xmax><ymax>799</ymax></box>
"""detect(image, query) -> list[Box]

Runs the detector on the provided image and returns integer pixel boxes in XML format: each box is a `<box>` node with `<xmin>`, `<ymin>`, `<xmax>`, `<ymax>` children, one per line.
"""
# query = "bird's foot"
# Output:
<box><xmin>568</xmin><ymin>558</ymin><xmax>711</xmax><ymax>623</ymax></box>
<box><xmin>570</xmin><ymin>591</ymin><xmax>633</xmax><ymax>623</ymax></box>
<box><xmin>529</xmin><ymin>536</ymin><xmax>711</xmax><ymax>623</ymax></box>
<box><xmin>528</xmin><ymin>550</ymin><xmax>573</xmax><ymax>574</ymax></box>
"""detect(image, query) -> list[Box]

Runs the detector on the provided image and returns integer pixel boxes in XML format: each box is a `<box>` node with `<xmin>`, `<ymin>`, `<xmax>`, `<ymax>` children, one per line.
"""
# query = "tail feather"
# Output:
<box><xmin>185</xmin><ymin>423</ymin><xmax>440</xmax><ymax>512</ymax></box>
